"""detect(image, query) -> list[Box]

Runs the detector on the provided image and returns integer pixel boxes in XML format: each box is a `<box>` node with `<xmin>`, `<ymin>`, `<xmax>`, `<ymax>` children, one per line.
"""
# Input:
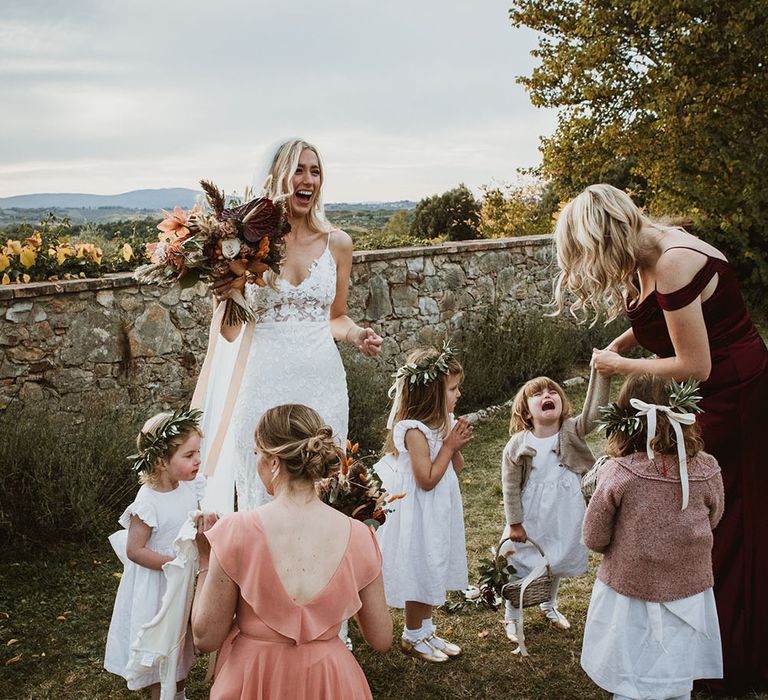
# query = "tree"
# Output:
<box><xmin>510</xmin><ymin>0</ymin><xmax>768</xmax><ymax>305</ymax></box>
<box><xmin>478</xmin><ymin>181</ymin><xmax>558</xmax><ymax>238</ymax></box>
<box><xmin>410</xmin><ymin>184</ymin><xmax>481</xmax><ymax>241</ymax></box>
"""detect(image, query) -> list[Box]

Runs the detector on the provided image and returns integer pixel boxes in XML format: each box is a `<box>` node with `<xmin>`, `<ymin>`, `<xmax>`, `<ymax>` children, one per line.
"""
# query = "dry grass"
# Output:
<box><xmin>1</xmin><ymin>381</ymin><xmax>766</xmax><ymax>699</ymax></box>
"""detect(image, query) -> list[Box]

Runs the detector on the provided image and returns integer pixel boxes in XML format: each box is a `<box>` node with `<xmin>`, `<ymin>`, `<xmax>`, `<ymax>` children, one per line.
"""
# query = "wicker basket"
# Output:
<box><xmin>500</xmin><ymin>537</ymin><xmax>553</xmax><ymax>609</ymax></box>
<box><xmin>581</xmin><ymin>455</ymin><xmax>609</xmax><ymax>504</ymax></box>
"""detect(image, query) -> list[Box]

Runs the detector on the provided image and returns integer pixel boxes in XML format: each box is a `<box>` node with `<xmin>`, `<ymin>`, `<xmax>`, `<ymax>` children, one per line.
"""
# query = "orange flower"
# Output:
<box><xmin>164</xmin><ymin>239</ymin><xmax>187</xmax><ymax>270</ymax></box>
<box><xmin>256</xmin><ymin>236</ymin><xmax>270</xmax><ymax>258</ymax></box>
<box><xmin>387</xmin><ymin>493</ymin><xmax>407</xmax><ymax>503</ymax></box>
<box><xmin>157</xmin><ymin>206</ymin><xmax>192</xmax><ymax>241</ymax></box>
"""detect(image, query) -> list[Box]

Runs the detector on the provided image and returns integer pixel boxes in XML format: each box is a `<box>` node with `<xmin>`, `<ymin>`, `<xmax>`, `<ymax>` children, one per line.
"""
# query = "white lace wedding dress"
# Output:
<box><xmin>231</xmin><ymin>239</ymin><xmax>348</xmax><ymax>510</ymax></box>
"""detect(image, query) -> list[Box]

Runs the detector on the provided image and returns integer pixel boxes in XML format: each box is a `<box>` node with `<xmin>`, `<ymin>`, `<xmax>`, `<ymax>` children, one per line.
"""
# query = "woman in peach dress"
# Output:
<box><xmin>192</xmin><ymin>404</ymin><xmax>392</xmax><ymax>699</ymax></box>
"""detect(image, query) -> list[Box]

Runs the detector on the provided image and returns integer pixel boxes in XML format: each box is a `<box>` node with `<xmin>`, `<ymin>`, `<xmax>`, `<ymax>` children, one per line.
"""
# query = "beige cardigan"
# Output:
<box><xmin>501</xmin><ymin>367</ymin><xmax>611</xmax><ymax>526</ymax></box>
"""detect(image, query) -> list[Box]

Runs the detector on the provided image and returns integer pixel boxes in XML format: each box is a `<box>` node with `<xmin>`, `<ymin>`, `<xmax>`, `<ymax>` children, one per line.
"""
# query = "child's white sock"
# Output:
<box><xmin>539</xmin><ymin>575</ymin><xmax>562</xmax><ymax>612</ymax></box>
<box><xmin>402</xmin><ymin>624</ymin><xmax>433</xmax><ymax>654</ymax></box>
<box><xmin>504</xmin><ymin>600</ymin><xmax>521</xmax><ymax>622</ymax></box>
<box><xmin>421</xmin><ymin>617</ymin><xmax>449</xmax><ymax>650</ymax></box>
<box><xmin>174</xmin><ymin>690</ymin><xmax>186</xmax><ymax>700</ymax></box>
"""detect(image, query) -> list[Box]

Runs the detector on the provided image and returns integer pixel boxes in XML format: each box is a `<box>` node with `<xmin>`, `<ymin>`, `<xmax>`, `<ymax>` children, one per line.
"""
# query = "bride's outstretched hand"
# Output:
<box><xmin>357</xmin><ymin>328</ymin><xmax>383</xmax><ymax>357</ymax></box>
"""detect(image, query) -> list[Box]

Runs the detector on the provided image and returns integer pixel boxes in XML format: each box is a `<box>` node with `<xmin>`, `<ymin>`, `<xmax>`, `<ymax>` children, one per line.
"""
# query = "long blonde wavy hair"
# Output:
<box><xmin>261</xmin><ymin>139</ymin><xmax>332</xmax><ymax>234</ymax></box>
<box><xmin>553</xmin><ymin>184</ymin><xmax>651</xmax><ymax>323</ymax></box>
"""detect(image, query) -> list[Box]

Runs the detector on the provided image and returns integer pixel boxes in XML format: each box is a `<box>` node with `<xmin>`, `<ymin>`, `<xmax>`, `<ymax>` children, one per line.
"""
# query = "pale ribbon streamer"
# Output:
<box><xmin>124</xmin><ymin>511</ymin><xmax>201</xmax><ymax>700</ymax></box>
<box><xmin>192</xmin><ymin>295</ymin><xmax>255</xmax><ymax>477</ymax></box>
<box><xmin>500</xmin><ymin>537</ymin><xmax>550</xmax><ymax>658</ymax></box>
<box><xmin>629</xmin><ymin>399</ymin><xmax>696</xmax><ymax>510</ymax></box>
<box><xmin>386</xmin><ymin>375</ymin><xmax>405</xmax><ymax>430</ymax></box>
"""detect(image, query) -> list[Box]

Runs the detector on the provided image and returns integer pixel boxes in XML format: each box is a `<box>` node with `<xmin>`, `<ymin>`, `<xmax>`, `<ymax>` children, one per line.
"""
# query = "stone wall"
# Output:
<box><xmin>0</xmin><ymin>235</ymin><xmax>555</xmax><ymax>414</ymax></box>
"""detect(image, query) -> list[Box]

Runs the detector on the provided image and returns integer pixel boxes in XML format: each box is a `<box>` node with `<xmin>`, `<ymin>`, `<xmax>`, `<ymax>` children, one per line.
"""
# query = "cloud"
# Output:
<box><xmin>0</xmin><ymin>0</ymin><xmax>555</xmax><ymax>199</ymax></box>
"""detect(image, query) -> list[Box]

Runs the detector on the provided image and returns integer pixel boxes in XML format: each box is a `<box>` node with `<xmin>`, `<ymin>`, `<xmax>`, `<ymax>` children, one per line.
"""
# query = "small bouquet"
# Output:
<box><xmin>316</xmin><ymin>441</ymin><xmax>405</xmax><ymax>530</ymax></box>
<box><xmin>134</xmin><ymin>180</ymin><xmax>291</xmax><ymax>325</ymax></box>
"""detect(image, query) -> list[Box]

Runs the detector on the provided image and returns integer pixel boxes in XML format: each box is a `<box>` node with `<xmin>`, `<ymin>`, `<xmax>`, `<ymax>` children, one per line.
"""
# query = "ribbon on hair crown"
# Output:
<box><xmin>596</xmin><ymin>378</ymin><xmax>702</xmax><ymax>439</ymax></box>
<box><xmin>597</xmin><ymin>378</ymin><xmax>703</xmax><ymax>510</ymax></box>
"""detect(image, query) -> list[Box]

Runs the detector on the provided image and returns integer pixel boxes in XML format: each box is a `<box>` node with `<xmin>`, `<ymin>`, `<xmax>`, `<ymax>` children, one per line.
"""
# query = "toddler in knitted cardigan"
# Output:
<box><xmin>581</xmin><ymin>374</ymin><xmax>724</xmax><ymax>700</ymax></box>
<box><xmin>499</xmin><ymin>366</ymin><xmax>610</xmax><ymax>647</ymax></box>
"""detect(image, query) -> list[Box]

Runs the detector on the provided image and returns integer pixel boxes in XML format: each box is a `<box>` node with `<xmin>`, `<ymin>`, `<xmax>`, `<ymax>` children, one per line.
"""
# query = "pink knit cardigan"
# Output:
<box><xmin>582</xmin><ymin>451</ymin><xmax>724</xmax><ymax>602</ymax></box>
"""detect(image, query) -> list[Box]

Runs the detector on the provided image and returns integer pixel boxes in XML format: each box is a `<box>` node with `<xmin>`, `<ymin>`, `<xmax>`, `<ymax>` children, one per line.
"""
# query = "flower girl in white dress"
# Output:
<box><xmin>104</xmin><ymin>410</ymin><xmax>205</xmax><ymax>700</ymax></box>
<box><xmin>375</xmin><ymin>345</ymin><xmax>473</xmax><ymax>663</ymax></box>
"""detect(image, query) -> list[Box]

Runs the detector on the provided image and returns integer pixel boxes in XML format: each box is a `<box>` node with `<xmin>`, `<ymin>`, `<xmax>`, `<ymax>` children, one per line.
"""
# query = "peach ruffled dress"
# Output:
<box><xmin>205</xmin><ymin>512</ymin><xmax>381</xmax><ymax>699</ymax></box>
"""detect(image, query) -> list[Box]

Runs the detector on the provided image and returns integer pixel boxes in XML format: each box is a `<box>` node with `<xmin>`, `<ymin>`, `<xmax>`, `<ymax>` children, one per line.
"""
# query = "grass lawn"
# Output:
<box><xmin>2</xmin><ymin>381</ymin><xmax>766</xmax><ymax>699</ymax></box>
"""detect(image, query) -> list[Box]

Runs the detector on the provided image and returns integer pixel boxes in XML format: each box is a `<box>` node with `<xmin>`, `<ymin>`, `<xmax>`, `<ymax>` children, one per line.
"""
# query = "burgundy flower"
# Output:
<box><xmin>220</xmin><ymin>197</ymin><xmax>290</xmax><ymax>243</ymax></box>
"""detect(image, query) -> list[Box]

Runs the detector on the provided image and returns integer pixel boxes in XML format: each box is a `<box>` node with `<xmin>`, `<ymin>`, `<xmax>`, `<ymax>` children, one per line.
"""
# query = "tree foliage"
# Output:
<box><xmin>510</xmin><ymin>0</ymin><xmax>768</xmax><ymax>305</ymax></box>
<box><xmin>410</xmin><ymin>184</ymin><xmax>481</xmax><ymax>241</ymax></box>
<box><xmin>478</xmin><ymin>181</ymin><xmax>558</xmax><ymax>238</ymax></box>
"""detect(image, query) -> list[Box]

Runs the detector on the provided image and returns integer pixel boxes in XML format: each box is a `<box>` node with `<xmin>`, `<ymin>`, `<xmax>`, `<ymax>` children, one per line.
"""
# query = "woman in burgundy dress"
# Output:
<box><xmin>553</xmin><ymin>183</ymin><xmax>768</xmax><ymax>695</ymax></box>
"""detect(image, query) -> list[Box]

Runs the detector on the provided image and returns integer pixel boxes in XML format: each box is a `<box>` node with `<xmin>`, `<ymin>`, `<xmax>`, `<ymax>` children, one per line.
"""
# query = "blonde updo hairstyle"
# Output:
<box><xmin>607</xmin><ymin>374</ymin><xmax>704</xmax><ymax>459</ymax></box>
<box><xmin>136</xmin><ymin>412</ymin><xmax>203</xmax><ymax>487</ymax></box>
<box><xmin>261</xmin><ymin>138</ymin><xmax>332</xmax><ymax>234</ymax></box>
<box><xmin>254</xmin><ymin>404</ymin><xmax>344</xmax><ymax>483</ymax></box>
<box><xmin>554</xmin><ymin>183</ymin><xmax>651</xmax><ymax>323</ymax></box>
<box><xmin>384</xmin><ymin>347</ymin><xmax>464</xmax><ymax>456</ymax></box>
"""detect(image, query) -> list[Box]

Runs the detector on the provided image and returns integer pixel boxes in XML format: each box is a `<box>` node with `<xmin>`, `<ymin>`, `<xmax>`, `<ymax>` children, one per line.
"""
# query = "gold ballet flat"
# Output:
<box><xmin>425</xmin><ymin>633</ymin><xmax>461</xmax><ymax>657</ymax></box>
<box><xmin>399</xmin><ymin>637</ymin><xmax>449</xmax><ymax>663</ymax></box>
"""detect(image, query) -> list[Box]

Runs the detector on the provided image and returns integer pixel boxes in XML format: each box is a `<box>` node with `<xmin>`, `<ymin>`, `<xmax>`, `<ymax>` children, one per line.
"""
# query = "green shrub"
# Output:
<box><xmin>455</xmin><ymin>304</ymin><xmax>628</xmax><ymax>412</ymax></box>
<box><xmin>411</xmin><ymin>184</ymin><xmax>481</xmax><ymax>241</ymax></box>
<box><xmin>341</xmin><ymin>347</ymin><xmax>391</xmax><ymax>453</ymax></box>
<box><xmin>0</xmin><ymin>403</ymin><xmax>140</xmax><ymax>544</ymax></box>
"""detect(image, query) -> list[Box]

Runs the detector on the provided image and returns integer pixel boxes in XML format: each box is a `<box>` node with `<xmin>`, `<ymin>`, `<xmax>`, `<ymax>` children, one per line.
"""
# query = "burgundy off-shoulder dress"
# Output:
<box><xmin>626</xmin><ymin>248</ymin><xmax>768</xmax><ymax>694</ymax></box>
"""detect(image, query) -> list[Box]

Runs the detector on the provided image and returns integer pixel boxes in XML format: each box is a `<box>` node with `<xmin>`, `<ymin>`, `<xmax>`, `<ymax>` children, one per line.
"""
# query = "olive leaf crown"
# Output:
<box><xmin>128</xmin><ymin>408</ymin><xmax>203</xmax><ymax>474</ymax></box>
<box><xmin>596</xmin><ymin>378</ymin><xmax>703</xmax><ymax>438</ymax></box>
<box><xmin>394</xmin><ymin>342</ymin><xmax>457</xmax><ymax>386</ymax></box>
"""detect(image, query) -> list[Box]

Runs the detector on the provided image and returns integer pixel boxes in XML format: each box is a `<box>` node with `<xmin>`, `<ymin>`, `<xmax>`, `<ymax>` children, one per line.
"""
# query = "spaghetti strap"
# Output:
<box><xmin>660</xmin><ymin>245</ymin><xmax>711</xmax><ymax>258</ymax></box>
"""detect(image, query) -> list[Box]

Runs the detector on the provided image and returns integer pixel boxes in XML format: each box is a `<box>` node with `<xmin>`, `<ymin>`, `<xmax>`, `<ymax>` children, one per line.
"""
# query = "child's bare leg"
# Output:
<box><xmin>401</xmin><ymin>601</ymin><xmax>447</xmax><ymax>660</ymax></box>
<box><xmin>540</xmin><ymin>576</ymin><xmax>570</xmax><ymax>628</ymax></box>
<box><xmin>404</xmin><ymin>601</ymin><xmax>432</xmax><ymax>631</ymax></box>
<box><xmin>148</xmin><ymin>683</ymin><xmax>161</xmax><ymax>700</ymax></box>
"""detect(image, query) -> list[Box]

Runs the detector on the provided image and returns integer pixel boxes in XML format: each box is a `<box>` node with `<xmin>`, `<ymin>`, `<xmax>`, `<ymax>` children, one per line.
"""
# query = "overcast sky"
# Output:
<box><xmin>0</xmin><ymin>0</ymin><xmax>555</xmax><ymax>202</ymax></box>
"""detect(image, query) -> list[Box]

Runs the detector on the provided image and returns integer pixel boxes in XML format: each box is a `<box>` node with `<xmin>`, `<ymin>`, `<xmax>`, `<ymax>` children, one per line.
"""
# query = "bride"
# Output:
<box><xmin>195</xmin><ymin>139</ymin><xmax>382</xmax><ymax>513</ymax></box>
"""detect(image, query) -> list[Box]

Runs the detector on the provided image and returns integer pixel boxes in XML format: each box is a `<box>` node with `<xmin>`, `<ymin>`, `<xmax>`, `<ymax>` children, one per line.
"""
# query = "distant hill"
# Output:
<box><xmin>0</xmin><ymin>189</ymin><xmax>417</xmax><ymax>228</ymax></box>
<box><xmin>0</xmin><ymin>188</ymin><xmax>201</xmax><ymax>210</ymax></box>
<box><xmin>0</xmin><ymin>189</ymin><xmax>417</xmax><ymax>212</ymax></box>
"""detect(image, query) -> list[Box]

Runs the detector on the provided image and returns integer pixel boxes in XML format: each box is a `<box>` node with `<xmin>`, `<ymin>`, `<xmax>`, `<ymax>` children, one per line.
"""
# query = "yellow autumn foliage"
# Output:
<box><xmin>19</xmin><ymin>246</ymin><xmax>37</xmax><ymax>269</ymax></box>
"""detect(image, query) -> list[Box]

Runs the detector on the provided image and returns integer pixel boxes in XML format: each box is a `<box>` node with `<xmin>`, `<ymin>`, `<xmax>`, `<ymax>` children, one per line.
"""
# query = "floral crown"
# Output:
<box><xmin>393</xmin><ymin>342</ymin><xmax>457</xmax><ymax>386</ymax></box>
<box><xmin>128</xmin><ymin>408</ymin><xmax>203</xmax><ymax>474</ymax></box>
<box><xmin>596</xmin><ymin>378</ymin><xmax>703</xmax><ymax>438</ymax></box>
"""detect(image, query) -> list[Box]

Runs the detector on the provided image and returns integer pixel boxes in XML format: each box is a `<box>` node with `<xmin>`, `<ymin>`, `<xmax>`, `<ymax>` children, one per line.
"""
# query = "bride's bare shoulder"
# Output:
<box><xmin>328</xmin><ymin>228</ymin><xmax>352</xmax><ymax>251</ymax></box>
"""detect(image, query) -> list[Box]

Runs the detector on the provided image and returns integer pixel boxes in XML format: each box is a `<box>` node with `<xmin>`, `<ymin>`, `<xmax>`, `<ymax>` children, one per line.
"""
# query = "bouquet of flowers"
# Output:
<box><xmin>316</xmin><ymin>441</ymin><xmax>405</xmax><ymax>530</ymax></box>
<box><xmin>134</xmin><ymin>180</ymin><xmax>291</xmax><ymax>325</ymax></box>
